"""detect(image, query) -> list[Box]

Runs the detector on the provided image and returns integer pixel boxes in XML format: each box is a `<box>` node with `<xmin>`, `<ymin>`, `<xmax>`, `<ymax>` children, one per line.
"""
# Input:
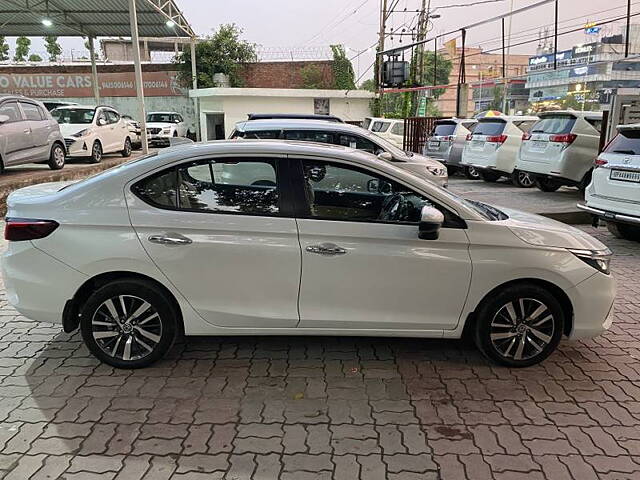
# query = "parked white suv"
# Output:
<box><xmin>461</xmin><ymin>115</ymin><xmax>538</xmax><ymax>187</ymax></box>
<box><xmin>517</xmin><ymin>111</ymin><xmax>602</xmax><ymax>192</ymax></box>
<box><xmin>146</xmin><ymin>112</ymin><xmax>189</xmax><ymax>146</ymax></box>
<box><xmin>52</xmin><ymin>105</ymin><xmax>132</xmax><ymax>163</ymax></box>
<box><xmin>2</xmin><ymin>141</ymin><xmax>615</xmax><ymax>369</ymax></box>
<box><xmin>364</xmin><ymin>117</ymin><xmax>405</xmax><ymax>148</ymax></box>
<box><xmin>579</xmin><ymin>124</ymin><xmax>640</xmax><ymax>241</ymax></box>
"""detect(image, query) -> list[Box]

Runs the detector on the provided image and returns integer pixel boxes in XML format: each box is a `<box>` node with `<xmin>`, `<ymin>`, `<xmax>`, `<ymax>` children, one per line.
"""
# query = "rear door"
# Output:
<box><xmin>0</xmin><ymin>100</ymin><xmax>32</xmax><ymax>166</ymax></box>
<box><xmin>520</xmin><ymin>114</ymin><xmax>576</xmax><ymax>165</ymax></box>
<box><xmin>597</xmin><ymin>129</ymin><xmax>640</xmax><ymax>202</ymax></box>
<box><xmin>425</xmin><ymin>121</ymin><xmax>457</xmax><ymax>158</ymax></box>
<box><xmin>105</xmin><ymin>110</ymin><xmax>125</xmax><ymax>152</ymax></box>
<box><xmin>20</xmin><ymin>101</ymin><xmax>51</xmax><ymax>161</ymax></box>
<box><xmin>127</xmin><ymin>156</ymin><xmax>302</xmax><ymax>328</ymax></box>
<box><xmin>464</xmin><ymin>119</ymin><xmax>507</xmax><ymax>163</ymax></box>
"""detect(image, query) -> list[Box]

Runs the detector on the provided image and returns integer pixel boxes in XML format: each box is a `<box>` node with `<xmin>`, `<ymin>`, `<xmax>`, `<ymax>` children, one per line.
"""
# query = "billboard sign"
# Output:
<box><xmin>0</xmin><ymin>71</ymin><xmax>184</xmax><ymax>98</ymax></box>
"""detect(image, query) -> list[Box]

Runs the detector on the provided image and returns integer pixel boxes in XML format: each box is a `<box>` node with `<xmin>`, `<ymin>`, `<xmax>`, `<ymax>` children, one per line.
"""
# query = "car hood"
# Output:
<box><xmin>58</xmin><ymin>123</ymin><xmax>91</xmax><ymax>137</ymax></box>
<box><xmin>500</xmin><ymin>207</ymin><xmax>608</xmax><ymax>251</ymax></box>
<box><xmin>146</xmin><ymin>122</ymin><xmax>174</xmax><ymax>129</ymax></box>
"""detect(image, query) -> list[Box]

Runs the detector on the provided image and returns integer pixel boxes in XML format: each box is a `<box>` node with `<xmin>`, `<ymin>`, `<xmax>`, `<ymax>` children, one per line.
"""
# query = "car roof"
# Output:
<box><xmin>235</xmin><ymin>119</ymin><xmax>369</xmax><ymax>133</ymax></box>
<box><xmin>436</xmin><ymin>117</ymin><xmax>477</xmax><ymax>124</ymax></box>
<box><xmin>148</xmin><ymin>111</ymin><xmax>179</xmax><ymax>114</ymax></box>
<box><xmin>537</xmin><ymin>110</ymin><xmax>603</xmax><ymax>119</ymax></box>
<box><xmin>248</xmin><ymin>113</ymin><xmax>343</xmax><ymax>122</ymax></box>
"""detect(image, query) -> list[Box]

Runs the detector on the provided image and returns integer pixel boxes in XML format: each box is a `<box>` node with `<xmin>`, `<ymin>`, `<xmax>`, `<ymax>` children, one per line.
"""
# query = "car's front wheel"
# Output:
<box><xmin>607</xmin><ymin>221</ymin><xmax>640</xmax><ymax>241</ymax></box>
<box><xmin>465</xmin><ymin>166</ymin><xmax>481</xmax><ymax>179</ymax></box>
<box><xmin>474</xmin><ymin>284</ymin><xmax>564</xmax><ymax>367</ymax></box>
<box><xmin>121</xmin><ymin>137</ymin><xmax>132</xmax><ymax>157</ymax></box>
<box><xmin>88</xmin><ymin>141</ymin><xmax>102</xmax><ymax>163</ymax></box>
<box><xmin>48</xmin><ymin>143</ymin><xmax>66</xmax><ymax>170</ymax></box>
<box><xmin>80</xmin><ymin>278</ymin><xmax>178</xmax><ymax>368</ymax></box>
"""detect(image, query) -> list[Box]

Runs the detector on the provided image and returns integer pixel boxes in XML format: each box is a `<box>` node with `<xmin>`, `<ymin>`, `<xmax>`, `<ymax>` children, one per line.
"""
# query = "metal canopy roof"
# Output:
<box><xmin>0</xmin><ymin>0</ymin><xmax>195</xmax><ymax>37</ymax></box>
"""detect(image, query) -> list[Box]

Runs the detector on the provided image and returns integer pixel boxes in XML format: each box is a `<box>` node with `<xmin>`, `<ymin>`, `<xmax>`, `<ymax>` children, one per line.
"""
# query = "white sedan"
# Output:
<box><xmin>2</xmin><ymin>141</ymin><xmax>615</xmax><ymax>368</ymax></box>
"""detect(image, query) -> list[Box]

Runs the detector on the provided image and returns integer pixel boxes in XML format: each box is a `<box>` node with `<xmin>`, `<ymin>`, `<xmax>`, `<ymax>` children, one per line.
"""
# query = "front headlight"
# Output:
<box><xmin>426</xmin><ymin>165</ymin><xmax>447</xmax><ymax>177</ymax></box>
<box><xmin>71</xmin><ymin>128</ymin><xmax>91</xmax><ymax>138</ymax></box>
<box><xmin>162</xmin><ymin>128</ymin><xmax>171</xmax><ymax>133</ymax></box>
<box><xmin>569</xmin><ymin>248</ymin><xmax>612</xmax><ymax>275</ymax></box>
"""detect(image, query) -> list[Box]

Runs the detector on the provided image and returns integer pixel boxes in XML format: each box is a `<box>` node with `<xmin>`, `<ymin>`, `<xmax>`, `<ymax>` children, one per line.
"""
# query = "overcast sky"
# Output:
<box><xmin>8</xmin><ymin>0</ymin><xmax>635</xmax><ymax>82</ymax></box>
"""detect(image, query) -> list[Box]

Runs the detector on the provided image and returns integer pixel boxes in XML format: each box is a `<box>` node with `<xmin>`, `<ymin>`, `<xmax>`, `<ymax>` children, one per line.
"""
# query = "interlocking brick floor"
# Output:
<box><xmin>0</xmin><ymin>227</ymin><xmax>638</xmax><ymax>479</ymax></box>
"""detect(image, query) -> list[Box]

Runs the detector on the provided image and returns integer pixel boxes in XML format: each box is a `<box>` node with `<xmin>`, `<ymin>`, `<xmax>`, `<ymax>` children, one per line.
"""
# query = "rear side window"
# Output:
<box><xmin>283</xmin><ymin>130</ymin><xmax>333</xmax><ymax>143</ymax></box>
<box><xmin>0</xmin><ymin>101</ymin><xmax>23</xmax><ymax>122</ymax></box>
<box><xmin>461</xmin><ymin>121</ymin><xmax>476</xmax><ymax>131</ymax></box>
<box><xmin>472</xmin><ymin>121</ymin><xmax>506</xmax><ymax>136</ymax></box>
<box><xmin>513</xmin><ymin>120</ymin><xmax>536</xmax><ymax>132</ymax></box>
<box><xmin>433</xmin><ymin>122</ymin><xmax>456</xmax><ymax>136</ymax></box>
<box><xmin>586</xmin><ymin>118</ymin><xmax>602</xmax><ymax>133</ymax></box>
<box><xmin>531</xmin><ymin>116</ymin><xmax>576</xmax><ymax>134</ymax></box>
<box><xmin>20</xmin><ymin>102</ymin><xmax>44</xmax><ymax>121</ymax></box>
<box><xmin>371</xmin><ymin>121</ymin><xmax>391</xmax><ymax>133</ymax></box>
<box><xmin>390</xmin><ymin>123</ymin><xmax>404</xmax><ymax>136</ymax></box>
<box><xmin>133</xmin><ymin>159</ymin><xmax>280</xmax><ymax>215</ymax></box>
<box><xmin>604</xmin><ymin>130</ymin><xmax>640</xmax><ymax>155</ymax></box>
<box><xmin>243</xmin><ymin>130</ymin><xmax>280</xmax><ymax>139</ymax></box>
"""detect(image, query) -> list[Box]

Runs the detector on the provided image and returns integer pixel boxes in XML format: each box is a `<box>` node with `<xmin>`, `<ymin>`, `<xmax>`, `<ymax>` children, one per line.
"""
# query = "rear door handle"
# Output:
<box><xmin>306</xmin><ymin>243</ymin><xmax>347</xmax><ymax>256</ymax></box>
<box><xmin>148</xmin><ymin>234</ymin><xmax>192</xmax><ymax>246</ymax></box>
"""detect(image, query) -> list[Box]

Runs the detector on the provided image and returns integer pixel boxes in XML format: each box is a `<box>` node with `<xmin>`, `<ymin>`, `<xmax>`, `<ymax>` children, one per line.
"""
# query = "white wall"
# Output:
<box><xmin>198</xmin><ymin>94</ymin><xmax>372</xmax><ymax>139</ymax></box>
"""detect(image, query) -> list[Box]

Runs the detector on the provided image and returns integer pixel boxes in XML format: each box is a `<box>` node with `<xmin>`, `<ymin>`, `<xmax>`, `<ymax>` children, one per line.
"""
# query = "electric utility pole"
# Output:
<box><xmin>412</xmin><ymin>0</ymin><xmax>430</xmax><ymax>115</ymax></box>
<box><xmin>502</xmin><ymin>0</ymin><xmax>514</xmax><ymax>113</ymax></box>
<box><xmin>376</xmin><ymin>0</ymin><xmax>388</xmax><ymax>108</ymax></box>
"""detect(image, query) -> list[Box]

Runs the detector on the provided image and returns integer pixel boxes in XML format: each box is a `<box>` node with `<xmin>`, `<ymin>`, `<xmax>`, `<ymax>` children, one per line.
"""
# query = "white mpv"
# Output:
<box><xmin>2</xmin><ymin>141</ymin><xmax>615</xmax><ymax>369</ymax></box>
<box><xmin>579</xmin><ymin>124</ymin><xmax>640</xmax><ymax>241</ymax></box>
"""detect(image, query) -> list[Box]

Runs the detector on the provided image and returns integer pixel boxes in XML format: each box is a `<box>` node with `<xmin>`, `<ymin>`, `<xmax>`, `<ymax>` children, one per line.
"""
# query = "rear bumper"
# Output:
<box><xmin>517</xmin><ymin>151</ymin><xmax>586</xmax><ymax>184</ymax></box>
<box><xmin>566</xmin><ymin>271</ymin><xmax>616</xmax><ymax>340</ymax></box>
<box><xmin>577</xmin><ymin>202</ymin><xmax>640</xmax><ymax>225</ymax></box>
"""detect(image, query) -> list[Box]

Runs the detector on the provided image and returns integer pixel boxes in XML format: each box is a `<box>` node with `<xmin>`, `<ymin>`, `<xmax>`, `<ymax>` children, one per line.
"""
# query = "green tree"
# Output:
<box><xmin>174</xmin><ymin>24</ymin><xmax>257</xmax><ymax>88</ymax></box>
<box><xmin>13</xmin><ymin>36</ymin><xmax>31</xmax><ymax>62</ymax></box>
<box><xmin>330</xmin><ymin>45</ymin><xmax>355</xmax><ymax>90</ymax></box>
<box><xmin>404</xmin><ymin>50</ymin><xmax>453</xmax><ymax>116</ymax></box>
<box><xmin>44</xmin><ymin>35</ymin><xmax>62</xmax><ymax>62</ymax></box>
<box><xmin>300</xmin><ymin>64</ymin><xmax>324</xmax><ymax>89</ymax></box>
<box><xmin>487</xmin><ymin>86</ymin><xmax>504</xmax><ymax>111</ymax></box>
<box><xmin>28</xmin><ymin>53</ymin><xmax>42</xmax><ymax>62</ymax></box>
<box><xmin>360</xmin><ymin>78</ymin><xmax>376</xmax><ymax>91</ymax></box>
<box><xmin>0</xmin><ymin>37</ymin><xmax>9</xmax><ymax>61</ymax></box>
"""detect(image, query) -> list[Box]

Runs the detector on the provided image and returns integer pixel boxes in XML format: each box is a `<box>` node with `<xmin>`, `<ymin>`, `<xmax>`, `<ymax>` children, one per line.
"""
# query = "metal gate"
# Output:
<box><xmin>403</xmin><ymin>117</ymin><xmax>444</xmax><ymax>153</ymax></box>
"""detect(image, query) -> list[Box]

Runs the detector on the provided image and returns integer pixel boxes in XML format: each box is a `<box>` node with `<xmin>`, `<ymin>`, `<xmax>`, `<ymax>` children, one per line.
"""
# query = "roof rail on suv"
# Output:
<box><xmin>247</xmin><ymin>113</ymin><xmax>344</xmax><ymax>123</ymax></box>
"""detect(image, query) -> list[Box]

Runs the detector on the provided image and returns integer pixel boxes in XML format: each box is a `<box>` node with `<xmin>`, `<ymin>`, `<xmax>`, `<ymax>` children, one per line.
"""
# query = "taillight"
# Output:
<box><xmin>443</xmin><ymin>135</ymin><xmax>454</xmax><ymax>142</ymax></box>
<box><xmin>594</xmin><ymin>158</ymin><xmax>608</xmax><ymax>168</ymax></box>
<box><xmin>466</xmin><ymin>134</ymin><xmax>473</xmax><ymax>141</ymax></box>
<box><xmin>549</xmin><ymin>133</ymin><xmax>577</xmax><ymax>144</ymax></box>
<box><xmin>4</xmin><ymin>218</ymin><xmax>59</xmax><ymax>241</ymax></box>
<box><xmin>487</xmin><ymin>134</ymin><xmax>508</xmax><ymax>144</ymax></box>
<box><xmin>522</xmin><ymin>132</ymin><xmax>532</xmax><ymax>141</ymax></box>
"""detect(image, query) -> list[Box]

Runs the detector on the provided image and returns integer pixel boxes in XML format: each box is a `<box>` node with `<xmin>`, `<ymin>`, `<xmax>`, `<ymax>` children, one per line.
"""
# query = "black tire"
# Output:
<box><xmin>48</xmin><ymin>143</ymin><xmax>66</xmax><ymax>170</ymax></box>
<box><xmin>511</xmin><ymin>170</ymin><xmax>535</xmax><ymax>188</ymax></box>
<box><xmin>121</xmin><ymin>137</ymin><xmax>132</xmax><ymax>158</ymax></box>
<box><xmin>80</xmin><ymin>278</ymin><xmax>179</xmax><ymax>368</ymax></box>
<box><xmin>535</xmin><ymin>177</ymin><xmax>561</xmax><ymax>192</ymax></box>
<box><xmin>607</xmin><ymin>221</ymin><xmax>640</xmax><ymax>242</ymax></box>
<box><xmin>88</xmin><ymin>141</ymin><xmax>102</xmax><ymax>164</ymax></box>
<box><xmin>446</xmin><ymin>165</ymin><xmax>457</xmax><ymax>176</ymax></box>
<box><xmin>578</xmin><ymin>170</ymin><xmax>593</xmax><ymax>192</ymax></box>
<box><xmin>465</xmin><ymin>166</ymin><xmax>481</xmax><ymax>179</ymax></box>
<box><xmin>479</xmin><ymin>170</ymin><xmax>502</xmax><ymax>182</ymax></box>
<box><xmin>474</xmin><ymin>284</ymin><xmax>564</xmax><ymax>367</ymax></box>
<box><xmin>0</xmin><ymin>158</ymin><xmax>4</xmax><ymax>174</ymax></box>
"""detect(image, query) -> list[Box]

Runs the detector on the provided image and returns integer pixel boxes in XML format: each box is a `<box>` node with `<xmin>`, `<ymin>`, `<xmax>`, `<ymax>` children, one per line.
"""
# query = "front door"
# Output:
<box><xmin>20</xmin><ymin>101</ymin><xmax>50</xmax><ymax>161</ymax></box>
<box><xmin>127</xmin><ymin>156</ymin><xmax>301</xmax><ymax>328</ymax></box>
<box><xmin>0</xmin><ymin>100</ymin><xmax>32</xmax><ymax>166</ymax></box>
<box><xmin>292</xmin><ymin>158</ymin><xmax>472</xmax><ymax>331</ymax></box>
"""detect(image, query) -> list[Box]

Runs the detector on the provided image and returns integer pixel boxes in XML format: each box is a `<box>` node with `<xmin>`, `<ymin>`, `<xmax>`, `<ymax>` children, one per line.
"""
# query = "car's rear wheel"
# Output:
<box><xmin>48</xmin><ymin>143</ymin><xmax>65</xmax><ymax>170</ymax></box>
<box><xmin>474</xmin><ymin>284</ymin><xmax>564</xmax><ymax>367</ymax></box>
<box><xmin>465</xmin><ymin>166</ymin><xmax>481</xmax><ymax>179</ymax></box>
<box><xmin>121</xmin><ymin>137</ymin><xmax>132</xmax><ymax>157</ymax></box>
<box><xmin>512</xmin><ymin>170</ymin><xmax>534</xmax><ymax>188</ymax></box>
<box><xmin>534</xmin><ymin>177</ymin><xmax>561</xmax><ymax>192</ymax></box>
<box><xmin>88</xmin><ymin>140</ymin><xmax>102</xmax><ymax>163</ymax></box>
<box><xmin>578</xmin><ymin>170</ymin><xmax>593</xmax><ymax>192</ymax></box>
<box><xmin>479</xmin><ymin>170</ymin><xmax>502</xmax><ymax>182</ymax></box>
<box><xmin>607</xmin><ymin>221</ymin><xmax>640</xmax><ymax>241</ymax></box>
<box><xmin>80</xmin><ymin>279</ymin><xmax>178</xmax><ymax>368</ymax></box>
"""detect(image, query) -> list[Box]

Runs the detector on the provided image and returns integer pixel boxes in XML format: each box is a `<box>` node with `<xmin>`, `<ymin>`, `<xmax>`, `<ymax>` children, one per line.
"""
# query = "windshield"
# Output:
<box><xmin>52</xmin><ymin>108</ymin><xmax>95</xmax><ymax>124</ymax></box>
<box><xmin>605</xmin><ymin>129</ymin><xmax>640</xmax><ymax>155</ymax></box>
<box><xmin>433</xmin><ymin>122</ymin><xmax>456</xmax><ymax>136</ymax></box>
<box><xmin>472</xmin><ymin>120</ymin><xmax>506</xmax><ymax>136</ymax></box>
<box><xmin>147</xmin><ymin>113</ymin><xmax>174</xmax><ymax>123</ymax></box>
<box><xmin>531</xmin><ymin>115</ymin><xmax>576</xmax><ymax>134</ymax></box>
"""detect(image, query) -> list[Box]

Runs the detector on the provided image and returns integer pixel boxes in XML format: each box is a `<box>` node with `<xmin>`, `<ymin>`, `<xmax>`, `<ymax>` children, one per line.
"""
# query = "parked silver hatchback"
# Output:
<box><xmin>0</xmin><ymin>95</ymin><xmax>66</xmax><ymax>172</ymax></box>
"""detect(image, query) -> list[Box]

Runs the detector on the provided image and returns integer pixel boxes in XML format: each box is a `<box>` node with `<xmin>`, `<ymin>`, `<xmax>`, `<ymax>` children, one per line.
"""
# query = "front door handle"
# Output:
<box><xmin>306</xmin><ymin>243</ymin><xmax>347</xmax><ymax>256</ymax></box>
<box><xmin>148</xmin><ymin>234</ymin><xmax>192</xmax><ymax>246</ymax></box>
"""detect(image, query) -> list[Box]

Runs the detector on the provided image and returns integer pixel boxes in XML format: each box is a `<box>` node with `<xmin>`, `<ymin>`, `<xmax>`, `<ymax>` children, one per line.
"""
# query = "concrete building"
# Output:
<box><xmin>435</xmin><ymin>47</ymin><xmax>531</xmax><ymax>116</ymax></box>
<box><xmin>189</xmin><ymin>87</ymin><xmax>374</xmax><ymax>140</ymax></box>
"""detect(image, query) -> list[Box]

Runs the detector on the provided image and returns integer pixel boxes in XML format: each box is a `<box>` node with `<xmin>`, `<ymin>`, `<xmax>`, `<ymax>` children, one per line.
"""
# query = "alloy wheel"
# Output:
<box><xmin>93</xmin><ymin>142</ymin><xmax>102</xmax><ymax>162</ymax></box>
<box><xmin>53</xmin><ymin>145</ymin><xmax>65</xmax><ymax>166</ymax></box>
<box><xmin>518</xmin><ymin>171</ymin><xmax>534</xmax><ymax>188</ymax></box>
<box><xmin>489</xmin><ymin>298</ymin><xmax>555</xmax><ymax>361</ymax></box>
<box><xmin>467</xmin><ymin>167</ymin><xmax>480</xmax><ymax>179</ymax></box>
<box><xmin>91</xmin><ymin>295</ymin><xmax>162</xmax><ymax>362</ymax></box>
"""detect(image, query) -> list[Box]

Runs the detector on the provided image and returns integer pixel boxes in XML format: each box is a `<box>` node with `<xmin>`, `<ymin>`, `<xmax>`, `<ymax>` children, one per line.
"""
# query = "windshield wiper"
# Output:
<box><xmin>531</xmin><ymin>129</ymin><xmax>546</xmax><ymax>133</ymax></box>
<box><xmin>612</xmin><ymin>149</ymin><xmax>637</xmax><ymax>154</ymax></box>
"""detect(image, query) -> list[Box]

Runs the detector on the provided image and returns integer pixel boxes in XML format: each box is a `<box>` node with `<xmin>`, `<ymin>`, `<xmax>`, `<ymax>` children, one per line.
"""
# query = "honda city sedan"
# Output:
<box><xmin>2</xmin><ymin>141</ymin><xmax>615</xmax><ymax>368</ymax></box>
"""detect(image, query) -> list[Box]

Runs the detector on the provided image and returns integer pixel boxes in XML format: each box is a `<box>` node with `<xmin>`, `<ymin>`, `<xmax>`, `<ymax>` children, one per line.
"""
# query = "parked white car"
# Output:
<box><xmin>517</xmin><ymin>111</ymin><xmax>602</xmax><ymax>192</ymax></box>
<box><xmin>231</xmin><ymin>119</ymin><xmax>448</xmax><ymax>187</ymax></box>
<box><xmin>52</xmin><ymin>105</ymin><xmax>132</xmax><ymax>162</ymax></box>
<box><xmin>121</xmin><ymin>114</ymin><xmax>142</xmax><ymax>149</ymax></box>
<box><xmin>423</xmin><ymin>118</ymin><xmax>479</xmax><ymax>178</ymax></box>
<box><xmin>579</xmin><ymin>124</ymin><xmax>640</xmax><ymax>241</ymax></box>
<box><xmin>3</xmin><ymin>141</ymin><xmax>614</xmax><ymax>369</ymax></box>
<box><xmin>363</xmin><ymin>117</ymin><xmax>405</xmax><ymax>148</ymax></box>
<box><xmin>146</xmin><ymin>111</ymin><xmax>189</xmax><ymax>146</ymax></box>
<box><xmin>461</xmin><ymin>115</ymin><xmax>538</xmax><ymax>187</ymax></box>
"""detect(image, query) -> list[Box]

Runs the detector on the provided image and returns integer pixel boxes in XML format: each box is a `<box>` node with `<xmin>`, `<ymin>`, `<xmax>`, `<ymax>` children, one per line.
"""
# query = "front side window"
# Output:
<box><xmin>336</xmin><ymin>134</ymin><xmax>382</xmax><ymax>154</ymax></box>
<box><xmin>105</xmin><ymin>110</ymin><xmax>120</xmax><ymax>124</ymax></box>
<box><xmin>133</xmin><ymin>159</ymin><xmax>280</xmax><ymax>215</ymax></box>
<box><xmin>299</xmin><ymin>160</ymin><xmax>436</xmax><ymax>223</ymax></box>
<box><xmin>390</xmin><ymin>123</ymin><xmax>404</xmax><ymax>136</ymax></box>
<box><xmin>0</xmin><ymin>101</ymin><xmax>24</xmax><ymax>122</ymax></box>
<box><xmin>284</xmin><ymin>130</ymin><xmax>333</xmax><ymax>143</ymax></box>
<box><xmin>20</xmin><ymin>102</ymin><xmax>44</xmax><ymax>121</ymax></box>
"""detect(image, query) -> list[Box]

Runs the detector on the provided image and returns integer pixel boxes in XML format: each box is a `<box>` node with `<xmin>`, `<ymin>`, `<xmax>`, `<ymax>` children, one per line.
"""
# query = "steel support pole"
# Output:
<box><xmin>128</xmin><ymin>0</ymin><xmax>148</xmax><ymax>154</ymax></box>
<box><xmin>553</xmin><ymin>0</ymin><xmax>559</xmax><ymax>69</ymax></box>
<box><xmin>625</xmin><ymin>0</ymin><xmax>632</xmax><ymax>57</ymax></box>
<box><xmin>88</xmin><ymin>37</ymin><xmax>100</xmax><ymax>105</ymax></box>
<box><xmin>190</xmin><ymin>39</ymin><xmax>200</xmax><ymax>141</ymax></box>
<box><xmin>502</xmin><ymin>0</ymin><xmax>514</xmax><ymax>113</ymax></box>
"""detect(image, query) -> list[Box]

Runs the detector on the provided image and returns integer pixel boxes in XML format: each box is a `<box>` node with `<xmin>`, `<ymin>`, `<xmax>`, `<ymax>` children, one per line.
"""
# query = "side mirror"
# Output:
<box><xmin>0</xmin><ymin>114</ymin><xmax>9</xmax><ymax>124</ymax></box>
<box><xmin>97</xmin><ymin>117</ymin><xmax>106</xmax><ymax>126</ymax></box>
<box><xmin>418</xmin><ymin>205</ymin><xmax>444</xmax><ymax>240</ymax></box>
<box><xmin>377</xmin><ymin>151</ymin><xmax>393</xmax><ymax>162</ymax></box>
